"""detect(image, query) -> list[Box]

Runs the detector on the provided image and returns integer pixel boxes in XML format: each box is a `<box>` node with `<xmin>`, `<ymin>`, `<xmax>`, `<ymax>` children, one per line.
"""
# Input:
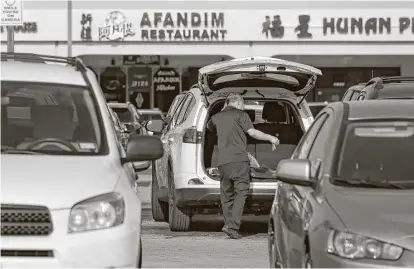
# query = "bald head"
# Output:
<box><xmin>225</xmin><ymin>93</ymin><xmax>245</xmax><ymax>110</ymax></box>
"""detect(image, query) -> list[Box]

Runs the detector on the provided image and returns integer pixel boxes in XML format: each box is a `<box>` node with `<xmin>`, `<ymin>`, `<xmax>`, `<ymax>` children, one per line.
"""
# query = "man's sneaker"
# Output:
<box><xmin>222</xmin><ymin>226</ymin><xmax>242</xmax><ymax>239</ymax></box>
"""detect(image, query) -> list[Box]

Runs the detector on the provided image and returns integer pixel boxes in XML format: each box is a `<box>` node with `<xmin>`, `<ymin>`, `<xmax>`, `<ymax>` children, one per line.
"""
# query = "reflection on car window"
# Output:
<box><xmin>338</xmin><ymin>121</ymin><xmax>414</xmax><ymax>188</ymax></box>
<box><xmin>1</xmin><ymin>81</ymin><xmax>102</xmax><ymax>154</ymax></box>
<box><xmin>111</xmin><ymin>107</ymin><xmax>134</xmax><ymax>122</ymax></box>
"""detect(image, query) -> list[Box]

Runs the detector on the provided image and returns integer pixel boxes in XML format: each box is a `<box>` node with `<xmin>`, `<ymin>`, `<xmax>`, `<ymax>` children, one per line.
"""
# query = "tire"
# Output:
<box><xmin>167</xmin><ymin>165</ymin><xmax>192</xmax><ymax>232</ymax></box>
<box><xmin>268</xmin><ymin>221</ymin><xmax>281</xmax><ymax>268</ymax></box>
<box><xmin>151</xmin><ymin>162</ymin><xmax>169</xmax><ymax>222</ymax></box>
<box><xmin>136</xmin><ymin>238</ymin><xmax>142</xmax><ymax>268</ymax></box>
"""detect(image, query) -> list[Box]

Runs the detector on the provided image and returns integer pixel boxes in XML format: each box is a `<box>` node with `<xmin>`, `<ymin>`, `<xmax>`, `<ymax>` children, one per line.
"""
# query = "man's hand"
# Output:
<box><xmin>270</xmin><ymin>136</ymin><xmax>279</xmax><ymax>151</ymax></box>
<box><xmin>270</xmin><ymin>136</ymin><xmax>279</xmax><ymax>145</ymax></box>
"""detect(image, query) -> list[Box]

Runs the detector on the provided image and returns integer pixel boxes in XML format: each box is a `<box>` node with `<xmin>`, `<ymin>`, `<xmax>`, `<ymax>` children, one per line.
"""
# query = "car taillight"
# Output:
<box><xmin>183</xmin><ymin>127</ymin><xmax>202</xmax><ymax>144</ymax></box>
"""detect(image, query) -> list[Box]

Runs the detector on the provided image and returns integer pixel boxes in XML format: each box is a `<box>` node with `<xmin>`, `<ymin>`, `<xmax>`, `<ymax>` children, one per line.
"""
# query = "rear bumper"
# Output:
<box><xmin>175</xmin><ymin>184</ymin><xmax>277</xmax><ymax>208</ymax></box>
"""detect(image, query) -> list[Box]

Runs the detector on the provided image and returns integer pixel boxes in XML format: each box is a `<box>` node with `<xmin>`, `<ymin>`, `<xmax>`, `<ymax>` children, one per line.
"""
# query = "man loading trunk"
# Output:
<box><xmin>206</xmin><ymin>93</ymin><xmax>279</xmax><ymax>239</ymax></box>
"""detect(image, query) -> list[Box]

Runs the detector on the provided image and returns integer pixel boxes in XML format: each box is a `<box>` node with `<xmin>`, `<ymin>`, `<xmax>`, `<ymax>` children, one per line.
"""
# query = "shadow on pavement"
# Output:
<box><xmin>142</xmin><ymin>208</ymin><xmax>268</xmax><ymax>235</ymax></box>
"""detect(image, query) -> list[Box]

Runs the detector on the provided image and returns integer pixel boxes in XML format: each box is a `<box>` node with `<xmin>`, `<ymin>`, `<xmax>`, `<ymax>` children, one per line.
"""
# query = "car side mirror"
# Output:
<box><xmin>121</xmin><ymin>134</ymin><xmax>164</xmax><ymax>164</ymax></box>
<box><xmin>145</xmin><ymin>119</ymin><xmax>164</xmax><ymax>134</ymax></box>
<box><xmin>275</xmin><ymin>159</ymin><xmax>317</xmax><ymax>188</ymax></box>
<box><xmin>123</xmin><ymin>123</ymin><xmax>135</xmax><ymax>133</ymax></box>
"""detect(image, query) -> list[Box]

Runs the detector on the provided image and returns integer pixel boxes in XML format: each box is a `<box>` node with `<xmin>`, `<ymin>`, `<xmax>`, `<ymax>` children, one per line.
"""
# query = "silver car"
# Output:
<box><xmin>268</xmin><ymin>100</ymin><xmax>414</xmax><ymax>268</ymax></box>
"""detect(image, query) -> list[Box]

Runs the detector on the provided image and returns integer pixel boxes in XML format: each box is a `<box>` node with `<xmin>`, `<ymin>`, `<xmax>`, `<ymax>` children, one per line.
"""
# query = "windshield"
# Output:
<box><xmin>140</xmin><ymin>113</ymin><xmax>163</xmax><ymax>121</ymax></box>
<box><xmin>336</xmin><ymin>121</ymin><xmax>414</xmax><ymax>189</ymax></box>
<box><xmin>1</xmin><ymin>81</ymin><xmax>103</xmax><ymax>155</ymax></box>
<box><xmin>111</xmin><ymin>107</ymin><xmax>133</xmax><ymax>122</ymax></box>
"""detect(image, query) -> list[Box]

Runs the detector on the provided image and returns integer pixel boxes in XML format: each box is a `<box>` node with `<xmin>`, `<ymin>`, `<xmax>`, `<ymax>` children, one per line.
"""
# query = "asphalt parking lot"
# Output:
<box><xmin>137</xmin><ymin>170</ymin><xmax>269</xmax><ymax>268</ymax></box>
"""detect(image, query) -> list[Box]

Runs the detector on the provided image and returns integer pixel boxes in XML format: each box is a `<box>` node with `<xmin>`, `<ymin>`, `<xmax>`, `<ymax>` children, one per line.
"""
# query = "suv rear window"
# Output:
<box><xmin>337</xmin><ymin>121</ymin><xmax>414</xmax><ymax>188</ymax></box>
<box><xmin>1</xmin><ymin>81</ymin><xmax>104</xmax><ymax>155</ymax></box>
<box><xmin>111</xmin><ymin>107</ymin><xmax>133</xmax><ymax>122</ymax></box>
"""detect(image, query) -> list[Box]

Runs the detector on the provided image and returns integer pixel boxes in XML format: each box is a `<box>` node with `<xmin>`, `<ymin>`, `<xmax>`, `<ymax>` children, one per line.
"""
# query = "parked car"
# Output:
<box><xmin>268</xmin><ymin>100</ymin><xmax>414</xmax><ymax>268</ymax></box>
<box><xmin>356</xmin><ymin>76</ymin><xmax>414</xmax><ymax>100</ymax></box>
<box><xmin>137</xmin><ymin>108</ymin><xmax>165</xmax><ymax>135</ymax></box>
<box><xmin>342</xmin><ymin>83</ymin><xmax>366</xmax><ymax>101</ymax></box>
<box><xmin>108</xmin><ymin>102</ymin><xmax>144</xmax><ymax>133</ymax></box>
<box><xmin>108</xmin><ymin>102</ymin><xmax>150</xmax><ymax>171</ymax></box>
<box><xmin>146</xmin><ymin>57</ymin><xmax>321</xmax><ymax>231</ymax></box>
<box><xmin>1</xmin><ymin>53</ymin><xmax>163</xmax><ymax>268</ymax></box>
<box><xmin>108</xmin><ymin>105</ymin><xmax>129</xmax><ymax>148</ymax></box>
<box><xmin>308</xmin><ymin>101</ymin><xmax>328</xmax><ymax>117</ymax></box>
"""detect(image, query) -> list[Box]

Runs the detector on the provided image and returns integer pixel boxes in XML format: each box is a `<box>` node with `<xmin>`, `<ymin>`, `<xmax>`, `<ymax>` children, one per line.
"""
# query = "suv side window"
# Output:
<box><xmin>342</xmin><ymin>89</ymin><xmax>352</xmax><ymax>101</ymax></box>
<box><xmin>292</xmin><ymin>113</ymin><xmax>328</xmax><ymax>159</ymax></box>
<box><xmin>350</xmin><ymin>91</ymin><xmax>360</xmax><ymax>100</ymax></box>
<box><xmin>176</xmin><ymin>94</ymin><xmax>196</xmax><ymax>125</ymax></box>
<box><xmin>356</xmin><ymin>93</ymin><xmax>366</xmax><ymax>101</ymax></box>
<box><xmin>168</xmin><ymin>95</ymin><xmax>189</xmax><ymax>130</ymax></box>
<box><xmin>307</xmin><ymin>114</ymin><xmax>333</xmax><ymax>160</ymax></box>
<box><xmin>167</xmin><ymin>95</ymin><xmax>183</xmax><ymax>118</ymax></box>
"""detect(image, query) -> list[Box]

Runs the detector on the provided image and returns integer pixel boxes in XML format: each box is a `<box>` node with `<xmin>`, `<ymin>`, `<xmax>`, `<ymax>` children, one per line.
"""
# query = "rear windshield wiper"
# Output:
<box><xmin>1</xmin><ymin>148</ymin><xmax>45</xmax><ymax>155</ymax></box>
<box><xmin>333</xmin><ymin>178</ymin><xmax>406</xmax><ymax>189</ymax></box>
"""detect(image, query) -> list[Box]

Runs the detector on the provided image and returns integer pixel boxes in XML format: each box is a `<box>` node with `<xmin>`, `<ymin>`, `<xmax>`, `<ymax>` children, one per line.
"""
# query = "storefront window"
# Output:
<box><xmin>127</xmin><ymin>66</ymin><xmax>152</xmax><ymax>109</ymax></box>
<box><xmin>100</xmin><ymin>67</ymin><xmax>126</xmax><ymax>102</ymax></box>
<box><xmin>153</xmin><ymin>67</ymin><xmax>181</xmax><ymax>112</ymax></box>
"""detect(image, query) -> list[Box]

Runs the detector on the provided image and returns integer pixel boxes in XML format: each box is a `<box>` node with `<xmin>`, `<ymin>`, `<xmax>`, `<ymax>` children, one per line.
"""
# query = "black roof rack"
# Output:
<box><xmin>1</xmin><ymin>52</ymin><xmax>88</xmax><ymax>72</ymax></box>
<box><xmin>366</xmin><ymin>76</ymin><xmax>414</xmax><ymax>89</ymax></box>
<box><xmin>1</xmin><ymin>52</ymin><xmax>93</xmax><ymax>90</ymax></box>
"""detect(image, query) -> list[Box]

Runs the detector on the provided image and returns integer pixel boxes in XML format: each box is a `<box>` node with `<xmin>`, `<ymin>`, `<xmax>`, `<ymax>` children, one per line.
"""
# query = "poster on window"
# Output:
<box><xmin>127</xmin><ymin>67</ymin><xmax>151</xmax><ymax>108</ymax></box>
<box><xmin>153</xmin><ymin>67</ymin><xmax>180</xmax><ymax>112</ymax></box>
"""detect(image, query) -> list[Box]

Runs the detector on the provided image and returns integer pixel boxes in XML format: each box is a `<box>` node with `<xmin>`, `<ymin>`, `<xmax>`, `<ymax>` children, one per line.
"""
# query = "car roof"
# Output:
<box><xmin>329</xmin><ymin>100</ymin><xmax>414</xmax><ymax>120</ymax></box>
<box><xmin>347</xmin><ymin>83</ymin><xmax>365</xmax><ymax>91</ymax></box>
<box><xmin>375</xmin><ymin>83</ymin><xmax>414</xmax><ymax>98</ymax></box>
<box><xmin>1</xmin><ymin>61</ymin><xmax>87</xmax><ymax>86</ymax></box>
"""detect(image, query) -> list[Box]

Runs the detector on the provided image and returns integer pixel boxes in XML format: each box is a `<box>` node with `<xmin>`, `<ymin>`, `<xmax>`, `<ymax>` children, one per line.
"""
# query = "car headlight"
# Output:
<box><xmin>68</xmin><ymin>192</ymin><xmax>125</xmax><ymax>233</ymax></box>
<box><xmin>327</xmin><ymin>230</ymin><xmax>403</xmax><ymax>260</ymax></box>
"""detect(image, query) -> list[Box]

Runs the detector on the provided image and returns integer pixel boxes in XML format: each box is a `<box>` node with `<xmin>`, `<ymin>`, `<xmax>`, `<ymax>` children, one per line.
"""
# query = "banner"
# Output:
<box><xmin>153</xmin><ymin>67</ymin><xmax>180</xmax><ymax>112</ymax></box>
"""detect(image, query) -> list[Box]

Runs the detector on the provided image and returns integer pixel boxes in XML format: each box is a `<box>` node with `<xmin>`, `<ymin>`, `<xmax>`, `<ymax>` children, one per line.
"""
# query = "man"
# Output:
<box><xmin>207</xmin><ymin>93</ymin><xmax>279</xmax><ymax>239</ymax></box>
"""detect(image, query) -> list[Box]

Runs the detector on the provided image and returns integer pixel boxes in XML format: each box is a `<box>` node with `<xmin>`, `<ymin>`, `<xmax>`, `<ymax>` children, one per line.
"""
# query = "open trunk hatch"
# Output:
<box><xmin>198</xmin><ymin>57</ymin><xmax>322</xmax><ymax>97</ymax></box>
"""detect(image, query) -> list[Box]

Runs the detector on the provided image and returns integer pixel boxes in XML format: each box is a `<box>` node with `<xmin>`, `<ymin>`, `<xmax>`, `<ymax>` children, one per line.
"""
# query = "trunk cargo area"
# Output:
<box><xmin>203</xmin><ymin>99</ymin><xmax>304</xmax><ymax>182</ymax></box>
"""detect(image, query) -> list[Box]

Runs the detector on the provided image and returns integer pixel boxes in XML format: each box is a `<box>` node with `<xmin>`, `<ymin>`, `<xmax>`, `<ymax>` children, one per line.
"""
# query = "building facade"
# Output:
<box><xmin>2</xmin><ymin>0</ymin><xmax>414</xmax><ymax>110</ymax></box>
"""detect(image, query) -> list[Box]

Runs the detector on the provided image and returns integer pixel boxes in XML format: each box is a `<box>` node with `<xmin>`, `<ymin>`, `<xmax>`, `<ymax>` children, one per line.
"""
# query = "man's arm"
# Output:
<box><xmin>247</xmin><ymin>128</ymin><xmax>279</xmax><ymax>144</ymax></box>
<box><xmin>239</xmin><ymin>111</ymin><xmax>279</xmax><ymax>144</ymax></box>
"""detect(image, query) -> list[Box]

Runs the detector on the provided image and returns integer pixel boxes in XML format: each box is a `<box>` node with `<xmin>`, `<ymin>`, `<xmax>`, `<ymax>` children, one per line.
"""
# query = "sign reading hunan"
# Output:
<box><xmin>140</xmin><ymin>12</ymin><xmax>227</xmax><ymax>41</ymax></box>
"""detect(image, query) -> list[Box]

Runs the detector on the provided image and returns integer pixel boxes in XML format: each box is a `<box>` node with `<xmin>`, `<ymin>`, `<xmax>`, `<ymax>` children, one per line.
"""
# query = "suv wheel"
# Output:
<box><xmin>167</xmin><ymin>165</ymin><xmax>192</xmax><ymax>232</ymax></box>
<box><xmin>151</xmin><ymin>162</ymin><xmax>169</xmax><ymax>222</ymax></box>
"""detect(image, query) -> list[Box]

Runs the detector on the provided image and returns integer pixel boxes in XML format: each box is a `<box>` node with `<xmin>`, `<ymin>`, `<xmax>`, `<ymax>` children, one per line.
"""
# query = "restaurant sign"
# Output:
<box><xmin>140</xmin><ymin>12</ymin><xmax>227</xmax><ymax>41</ymax></box>
<box><xmin>99</xmin><ymin>11</ymin><xmax>135</xmax><ymax>41</ymax></box>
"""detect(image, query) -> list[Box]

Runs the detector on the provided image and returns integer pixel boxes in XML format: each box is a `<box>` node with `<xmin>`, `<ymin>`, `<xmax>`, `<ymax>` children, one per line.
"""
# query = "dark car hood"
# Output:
<box><xmin>325</xmin><ymin>184</ymin><xmax>414</xmax><ymax>252</ymax></box>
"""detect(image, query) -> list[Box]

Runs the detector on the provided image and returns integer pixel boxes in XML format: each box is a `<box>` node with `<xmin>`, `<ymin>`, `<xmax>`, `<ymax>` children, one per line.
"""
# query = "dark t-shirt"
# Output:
<box><xmin>207</xmin><ymin>106</ymin><xmax>254</xmax><ymax>166</ymax></box>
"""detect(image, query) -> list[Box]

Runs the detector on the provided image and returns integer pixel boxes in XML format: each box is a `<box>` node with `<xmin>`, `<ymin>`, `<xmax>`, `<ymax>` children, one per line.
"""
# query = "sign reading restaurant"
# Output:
<box><xmin>140</xmin><ymin>12</ymin><xmax>227</xmax><ymax>41</ymax></box>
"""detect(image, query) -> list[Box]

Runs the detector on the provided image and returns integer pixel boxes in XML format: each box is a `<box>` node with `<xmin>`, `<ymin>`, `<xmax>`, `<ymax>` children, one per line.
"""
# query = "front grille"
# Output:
<box><xmin>1</xmin><ymin>204</ymin><xmax>53</xmax><ymax>236</ymax></box>
<box><xmin>1</xmin><ymin>249</ymin><xmax>54</xmax><ymax>257</ymax></box>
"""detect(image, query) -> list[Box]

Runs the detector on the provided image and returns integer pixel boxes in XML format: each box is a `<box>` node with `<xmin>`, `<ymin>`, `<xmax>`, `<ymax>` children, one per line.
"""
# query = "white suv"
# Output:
<box><xmin>1</xmin><ymin>53</ymin><xmax>163</xmax><ymax>268</ymax></box>
<box><xmin>147</xmin><ymin>57</ymin><xmax>320</xmax><ymax>231</ymax></box>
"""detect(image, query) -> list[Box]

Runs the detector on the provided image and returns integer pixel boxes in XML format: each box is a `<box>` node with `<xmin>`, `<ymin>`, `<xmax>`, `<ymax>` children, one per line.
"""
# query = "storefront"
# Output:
<box><xmin>2</xmin><ymin>1</ymin><xmax>414</xmax><ymax>108</ymax></box>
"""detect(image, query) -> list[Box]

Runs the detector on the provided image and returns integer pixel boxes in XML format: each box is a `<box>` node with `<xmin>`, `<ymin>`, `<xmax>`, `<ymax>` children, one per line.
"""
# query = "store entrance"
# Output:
<box><xmin>78</xmin><ymin>54</ymin><xmax>231</xmax><ymax>112</ymax></box>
